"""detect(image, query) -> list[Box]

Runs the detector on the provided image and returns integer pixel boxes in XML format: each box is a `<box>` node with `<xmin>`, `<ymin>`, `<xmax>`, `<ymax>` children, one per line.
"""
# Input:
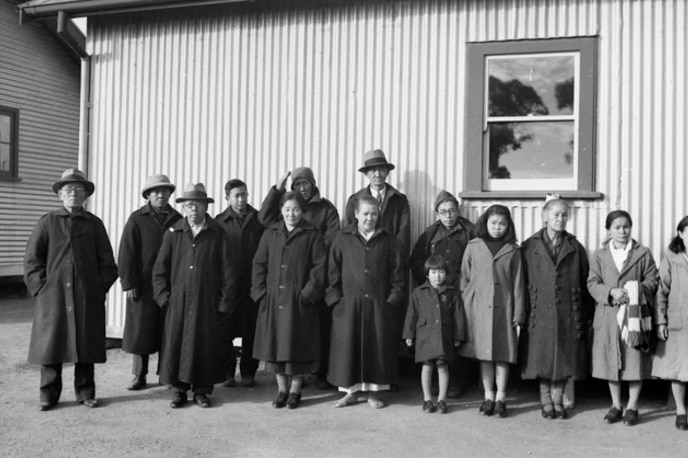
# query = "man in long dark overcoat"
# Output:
<box><xmin>258</xmin><ymin>167</ymin><xmax>340</xmax><ymax>389</ymax></box>
<box><xmin>24</xmin><ymin>168</ymin><xmax>118</xmax><ymax>411</ymax></box>
<box><xmin>118</xmin><ymin>174</ymin><xmax>182</xmax><ymax>390</ymax></box>
<box><xmin>215</xmin><ymin>178</ymin><xmax>264</xmax><ymax>388</ymax></box>
<box><xmin>152</xmin><ymin>183</ymin><xmax>238</xmax><ymax>409</ymax></box>
<box><xmin>327</xmin><ymin>195</ymin><xmax>406</xmax><ymax>408</ymax></box>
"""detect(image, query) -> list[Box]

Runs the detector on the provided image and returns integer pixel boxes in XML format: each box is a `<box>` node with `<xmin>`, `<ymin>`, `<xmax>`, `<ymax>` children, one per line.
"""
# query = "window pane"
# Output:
<box><xmin>488</xmin><ymin>55</ymin><xmax>575</xmax><ymax>117</ymax></box>
<box><xmin>0</xmin><ymin>144</ymin><xmax>9</xmax><ymax>172</ymax></box>
<box><xmin>0</xmin><ymin>114</ymin><xmax>9</xmax><ymax>141</ymax></box>
<box><xmin>487</xmin><ymin>121</ymin><xmax>574</xmax><ymax>180</ymax></box>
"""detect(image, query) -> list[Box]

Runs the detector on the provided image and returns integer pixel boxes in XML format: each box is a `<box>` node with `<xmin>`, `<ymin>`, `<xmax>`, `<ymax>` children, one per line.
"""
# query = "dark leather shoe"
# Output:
<box><xmin>541</xmin><ymin>404</ymin><xmax>556</xmax><ymax>419</ymax></box>
<box><xmin>170</xmin><ymin>391</ymin><xmax>187</xmax><ymax>409</ymax></box>
<box><xmin>422</xmin><ymin>400</ymin><xmax>436</xmax><ymax>413</ymax></box>
<box><xmin>603</xmin><ymin>407</ymin><xmax>622</xmax><ymax>424</ymax></box>
<box><xmin>193</xmin><ymin>394</ymin><xmax>211</xmax><ymax>408</ymax></box>
<box><xmin>82</xmin><ymin>399</ymin><xmax>99</xmax><ymax>408</ymax></box>
<box><xmin>554</xmin><ymin>404</ymin><xmax>568</xmax><ymax>419</ymax></box>
<box><xmin>437</xmin><ymin>400</ymin><xmax>448</xmax><ymax>414</ymax></box>
<box><xmin>286</xmin><ymin>392</ymin><xmax>302</xmax><ymax>409</ymax></box>
<box><xmin>272</xmin><ymin>392</ymin><xmax>288</xmax><ymax>408</ymax></box>
<box><xmin>623</xmin><ymin>409</ymin><xmax>639</xmax><ymax>426</ymax></box>
<box><xmin>38</xmin><ymin>401</ymin><xmax>56</xmax><ymax>411</ymax></box>
<box><xmin>479</xmin><ymin>399</ymin><xmax>495</xmax><ymax>416</ymax></box>
<box><xmin>126</xmin><ymin>377</ymin><xmax>146</xmax><ymax>391</ymax></box>
<box><xmin>494</xmin><ymin>401</ymin><xmax>507</xmax><ymax>418</ymax></box>
<box><xmin>676</xmin><ymin>414</ymin><xmax>688</xmax><ymax>430</ymax></box>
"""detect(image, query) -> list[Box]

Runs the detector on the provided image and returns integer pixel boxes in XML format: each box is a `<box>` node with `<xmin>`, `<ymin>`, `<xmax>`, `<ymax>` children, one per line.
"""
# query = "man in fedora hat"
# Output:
<box><xmin>153</xmin><ymin>183</ymin><xmax>238</xmax><ymax>408</ymax></box>
<box><xmin>24</xmin><ymin>168</ymin><xmax>118</xmax><ymax>411</ymax></box>
<box><xmin>118</xmin><ymin>174</ymin><xmax>182</xmax><ymax>391</ymax></box>
<box><xmin>258</xmin><ymin>167</ymin><xmax>340</xmax><ymax>389</ymax></box>
<box><xmin>215</xmin><ymin>179</ymin><xmax>265</xmax><ymax>388</ymax></box>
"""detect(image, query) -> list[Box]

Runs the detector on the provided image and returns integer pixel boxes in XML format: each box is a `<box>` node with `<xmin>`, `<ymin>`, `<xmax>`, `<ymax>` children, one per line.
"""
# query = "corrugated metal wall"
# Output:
<box><xmin>0</xmin><ymin>2</ymin><xmax>81</xmax><ymax>276</ymax></box>
<box><xmin>87</xmin><ymin>0</ymin><xmax>688</xmax><ymax>337</ymax></box>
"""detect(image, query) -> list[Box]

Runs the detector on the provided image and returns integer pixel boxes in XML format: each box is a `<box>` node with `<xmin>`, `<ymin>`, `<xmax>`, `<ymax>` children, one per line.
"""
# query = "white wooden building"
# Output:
<box><xmin>16</xmin><ymin>0</ymin><xmax>688</xmax><ymax>337</ymax></box>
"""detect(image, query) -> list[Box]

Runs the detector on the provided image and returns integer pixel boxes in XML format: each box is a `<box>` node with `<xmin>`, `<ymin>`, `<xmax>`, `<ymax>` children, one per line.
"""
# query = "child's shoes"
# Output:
<box><xmin>494</xmin><ymin>400</ymin><xmax>507</xmax><ymax>418</ymax></box>
<box><xmin>422</xmin><ymin>400</ymin><xmax>437</xmax><ymax>413</ymax></box>
<box><xmin>479</xmin><ymin>399</ymin><xmax>495</xmax><ymax>416</ymax></box>
<box><xmin>437</xmin><ymin>400</ymin><xmax>448</xmax><ymax>414</ymax></box>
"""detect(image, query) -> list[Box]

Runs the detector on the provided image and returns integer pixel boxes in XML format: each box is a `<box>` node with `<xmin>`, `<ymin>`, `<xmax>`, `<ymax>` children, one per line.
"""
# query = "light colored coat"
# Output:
<box><xmin>587</xmin><ymin>240</ymin><xmax>658</xmax><ymax>381</ymax></box>
<box><xmin>457</xmin><ymin>238</ymin><xmax>526</xmax><ymax>363</ymax></box>
<box><xmin>652</xmin><ymin>251</ymin><xmax>688</xmax><ymax>382</ymax></box>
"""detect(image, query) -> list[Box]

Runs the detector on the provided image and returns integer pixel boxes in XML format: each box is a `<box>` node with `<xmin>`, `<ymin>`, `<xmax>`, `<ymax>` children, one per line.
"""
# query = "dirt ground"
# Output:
<box><xmin>0</xmin><ymin>286</ymin><xmax>686</xmax><ymax>458</ymax></box>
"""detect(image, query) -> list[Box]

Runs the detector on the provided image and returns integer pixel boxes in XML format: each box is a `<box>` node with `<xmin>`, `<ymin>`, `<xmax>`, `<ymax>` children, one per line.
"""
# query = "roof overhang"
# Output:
<box><xmin>17</xmin><ymin>0</ymin><xmax>252</xmax><ymax>24</ymax></box>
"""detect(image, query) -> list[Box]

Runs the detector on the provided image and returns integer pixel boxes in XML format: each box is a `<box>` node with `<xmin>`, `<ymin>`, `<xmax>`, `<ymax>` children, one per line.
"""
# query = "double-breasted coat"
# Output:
<box><xmin>587</xmin><ymin>240</ymin><xmax>658</xmax><ymax>381</ymax></box>
<box><xmin>457</xmin><ymin>238</ymin><xmax>526</xmax><ymax>364</ymax></box>
<box><xmin>409</xmin><ymin>218</ymin><xmax>475</xmax><ymax>289</ymax></box>
<box><xmin>118</xmin><ymin>203</ymin><xmax>182</xmax><ymax>355</ymax></box>
<box><xmin>152</xmin><ymin>217</ymin><xmax>238</xmax><ymax>386</ymax></box>
<box><xmin>343</xmin><ymin>184</ymin><xmax>411</xmax><ymax>260</ymax></box>
<box><xmin>519</xmin><ymin>229</ymin><xmax>593</xmax><ymax>380</ymax></box>
<box><xmin>653</xmin><ymin>251</ymin><xmax>688</xmax><ymax>382</ymax></box>
<box><xmin>215</xmin><ymin>204</ymin><xmax>264</xmax><ymax>339</ymax></box>
<box><xmin>326</xmin><ymin>225</ymin><xmax>406</xmax><ymax>388</ymax></box>
<box><xmin>24</xmin><ymin>207</ymin><xmax>119</xmax><ymax>364</ymax></box>
<box><xmin>250</xmin><ymin>220</ymin><xmax>327</xmax><ymax>364</ymax></box>
<box><xmin>258</xmin><ymin>186</ymin><xmax>340</xmax><ymax>247</ymax></box>
<box><xmin>403</xmin><ymin>282</ymin><xmax>466</xmax><ymax>363</ymax></box>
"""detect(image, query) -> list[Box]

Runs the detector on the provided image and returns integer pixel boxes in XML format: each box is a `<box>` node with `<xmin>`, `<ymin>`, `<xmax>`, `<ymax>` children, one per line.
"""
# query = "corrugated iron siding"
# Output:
<box><xmin>0</xmin><ymin>2</ymin><xmax>81</xmax><ymax>276</ymax></box>
<box><xmin>88</xmin><ymin>0</ymin><xmax>688</xmax><ymax>337</ymax></box>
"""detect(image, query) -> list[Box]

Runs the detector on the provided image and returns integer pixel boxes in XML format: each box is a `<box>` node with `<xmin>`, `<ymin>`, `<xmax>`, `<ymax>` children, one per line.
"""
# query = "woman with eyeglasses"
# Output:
<box><xmin>251</xmin><ymin>191</ymin><xmax>327</xmax><ymax>409</ymax></box>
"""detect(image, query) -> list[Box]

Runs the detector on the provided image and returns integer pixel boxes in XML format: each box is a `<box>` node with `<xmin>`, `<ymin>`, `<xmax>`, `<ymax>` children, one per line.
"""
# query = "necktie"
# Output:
<box><xmin>377</xmin><ymin>192</ymin><xmax>383</xmax><ymax>210</ymax></box>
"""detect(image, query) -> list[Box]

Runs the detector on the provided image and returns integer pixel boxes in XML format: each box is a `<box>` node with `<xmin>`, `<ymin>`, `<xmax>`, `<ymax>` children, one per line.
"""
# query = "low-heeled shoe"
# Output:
<box><xmin>494</xmin><ymin>401</ymin><xmax>507</xmax><ymax>418</ymax></box>
<box><xmin>272</xmin><ymin>392</ymin><xmax>288</xmax><ymax>408</ymax></box>
<box><xmin>623</xmin><ymin>409</ymin><xmax>639</xmax><ymax>426</ymax></box>
<box><xmin>82</xmin><ymin>399</ymin><xmax>99</xmax><ymax>408</ymax></box>
<box><xmin>127</xmin><ymin>377</ymin><xmax>146</xmax><ymax>391</ymax></box>
<box><xmin>437</xmin><ymin>400</ymin><xmax>448</xmax><ymax>414</ymax></box>
<box><xmin>170</xmin><ymin>392</ymin><xmax>187</xmax><ymax>408</ymax></box>
<box><xmin>541</xmin><ymin>405</ymin><xmax>556</xmax><ymax>419</ymax></box>
<box><xmin>603</xmin><ymin>407</ymin><xmax>622</xmax><ymax>424</ymax></box>
<box><xmin>676</xmin><ymin>414</ymin><xmax>688</xmax><ymax>431</ymax></box>
<box><xmin>479</xmin><ymin>399</ymin><xmax>495</xmax><ymax>416</ymax></box>
<box><xmin>422</xmin><ymin>400</ymin><xmax>436</xmax><ymax>413</ymax></box>
<box><xmin>286</xmin><ymin>392</ymin><xmax>302</xmax><ymax>409</ymax></box>
<box><xmin>194</xmin><ymin>394</ymin><xmax>211</xmax><ymax>408</ymax></box>
<box><xmin>554</xmin><ymin>404</ymin><xmax>568</xmax><ymax>419</ymax></box>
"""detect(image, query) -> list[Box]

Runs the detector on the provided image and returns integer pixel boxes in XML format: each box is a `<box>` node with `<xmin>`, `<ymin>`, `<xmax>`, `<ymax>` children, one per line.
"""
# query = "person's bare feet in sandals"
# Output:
<box><xmin>333</xmin><ymin>392</ymin><xmax>358</xmax><ymax>408</ymax></box>
<box><xmin>367</xmin><ymin>394</ymin><xmax>385</xmax><ymax>409</ymax></box>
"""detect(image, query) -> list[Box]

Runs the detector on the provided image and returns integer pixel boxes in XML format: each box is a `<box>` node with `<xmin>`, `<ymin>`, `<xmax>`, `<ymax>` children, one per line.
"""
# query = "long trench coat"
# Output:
<box><xmin>118</xmin><ymin>203</ymin><xmax>182</xmax><ymax>355</ymax></box>
<box><xmin>250</xmin><ymin>220</ymin><xmax>327</xmax><ymax>363</ymax></box>
<box><xmin>457</xmin><ymin>238</ymin><xmax>526</xmax><ymax>364</ymax></box>
<box><xmin>258</xmin><ymin>186</ymin><xmax>340</xmax><ymax>246</ymax></box>
<box><xmin>152</xmin><ymin>217</ymin><xmax>238</xmax><ymax>386</ymax></box>
<box><xmin>519</xmin><ymin>229</ymin><xmax>593</xmax><ymax>380</ymax></box>
<box><xmin>587</xmin><ymin>240</ymin><xmax>658</xmax><ymax>381</ymax></box>
<box><xmin>653</xmin><ymin>251</ymin><xmax>688</xmax><ymax>382</ymax></box>
<box><xmin>24</xmin><ymin>207</ymin><xmax>118</xmax><ymax>364</ymax></box>
<box><xmin>326</xmin><ymin>225</ymin><xmax>406</xmax><ymax>388</ymax></box>
<box><xmin>403</xmin><ymin>282</ymin><xmax>466</xmax><ymax>363</ymax></box>
<box><xmin>409</xmin><ymin>218</ymin><xmax>475</xmax><ymax>289</ymax></box>
<box><xmin>215</xmin><ymin>204</ymin><xmax>264</xmax><ymax>339</ymax></box>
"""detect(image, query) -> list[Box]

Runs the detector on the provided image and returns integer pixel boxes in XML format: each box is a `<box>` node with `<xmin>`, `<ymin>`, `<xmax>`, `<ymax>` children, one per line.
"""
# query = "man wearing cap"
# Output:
<box><xmin>409</xmin><ymin>190</ymin><xmax>475</xmax><ymax>397</ymax></box>
<box><xmin>258</xmin><ymin>167</ymin><xmax>340</xmax><ymax>389</ymax></box>
<box><xmin>24</xmin><ymin>168</ymin><xmax>118</xmax><ymax>411</ymax></box>
<box><xmin>118</xmin><ymin>174</ymin><xmax>182</xmax><ymax>391</ymax></box>
<box><xmin>344</xmin><ymin>150</ymin><xmax>410</xmax><ymax>261</ymax></box>
<box><xmin>153</xmin><ymin>183</ymin><xmax>238</xmax><ymax>408</ymax></box>
<box><xmin>215</xmin><ymin>179</ymin><xmax>264</xmax><ymax>388</ymax></box>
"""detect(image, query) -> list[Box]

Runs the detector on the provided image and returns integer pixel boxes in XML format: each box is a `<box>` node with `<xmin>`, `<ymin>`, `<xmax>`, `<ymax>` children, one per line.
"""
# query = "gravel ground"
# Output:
<box><xmin>0</xmin><ymin>287</ymin><xmax>685</xmax><ymax>457</ymax></box>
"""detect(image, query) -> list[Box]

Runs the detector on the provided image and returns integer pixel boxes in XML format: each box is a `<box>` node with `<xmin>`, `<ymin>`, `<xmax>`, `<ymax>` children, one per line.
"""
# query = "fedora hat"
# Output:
<box><xmin>52</xmin><ymin>168</ymin><xmax>95</xmax><ymax>196</ymax></box>
<box><xmin>141</xmin><ymin>174</ymin><xmax>176</xmax><ymax>198</ymax></box>
<box><xmin>358</xmin><ymin>149</ymin><xmax>395</xmax><ymax>173</ymax></box>
<box><xmin>175</xmin><ymin>183</ymin><xmax>214</xmax><ymax>204</ymax></box>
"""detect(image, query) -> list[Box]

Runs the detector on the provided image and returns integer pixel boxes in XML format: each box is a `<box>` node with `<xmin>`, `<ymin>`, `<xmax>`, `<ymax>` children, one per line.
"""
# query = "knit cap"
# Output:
<box><xmin>434</xmin><ymin>190</ymin><xmax>459</xmax><ymax>211</ymax></box>
<box><xmin>291</xmin><ymin>166</ymin><xmax>316</xmax><ymax>189</ymax></box>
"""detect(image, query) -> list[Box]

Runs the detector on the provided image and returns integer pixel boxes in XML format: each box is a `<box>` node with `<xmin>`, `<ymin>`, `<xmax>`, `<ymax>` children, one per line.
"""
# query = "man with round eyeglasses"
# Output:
<box><xmin>24</xmin><ymin>168</ymin><xmax>118</xmax><ymax>411</ymax></box>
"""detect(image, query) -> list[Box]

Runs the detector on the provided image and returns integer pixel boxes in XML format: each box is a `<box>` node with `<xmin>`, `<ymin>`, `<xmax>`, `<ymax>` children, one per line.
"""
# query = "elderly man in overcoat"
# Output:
<box><xmin>215</xmin><ymin>178</ymin><xmax>264</xmax><ymax>388</ymax></box>
<box><xmin>153</xmin><ymin>183</ymin><xmax>238</xmax><ymax>408</ymax></box>
<box><xmin>24</xmin><ymin>168</ymin><xmax>119</xmax><ymax>411</ymax></box>
<box><xmin>327</xmin><ymin>195</ymin><xmax>406</xmax><ymax>408</ymax></box>
<box><xmin>118</xmin><ymin>174</ymin><xmax>182</xmax><ymax>390</ymax></box>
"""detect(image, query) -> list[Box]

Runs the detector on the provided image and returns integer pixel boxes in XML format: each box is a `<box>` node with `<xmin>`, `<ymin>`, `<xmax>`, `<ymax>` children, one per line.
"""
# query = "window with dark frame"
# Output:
<box><xmin>462</xmin><ymin>37</ymin><xmax>600</xmax><ymax>199</ymax></box>
<box><xmin>0</xmin><ymin>106</ymin><xmax>19</xmax><ymax>180</ymax></box>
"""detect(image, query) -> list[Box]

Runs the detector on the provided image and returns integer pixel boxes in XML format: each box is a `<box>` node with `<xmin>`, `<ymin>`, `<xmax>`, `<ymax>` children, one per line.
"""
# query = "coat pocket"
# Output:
<box><xmin>667</xmin><ymin>308</ymin><xmax>684</xmax><ymax>331</ymax></box>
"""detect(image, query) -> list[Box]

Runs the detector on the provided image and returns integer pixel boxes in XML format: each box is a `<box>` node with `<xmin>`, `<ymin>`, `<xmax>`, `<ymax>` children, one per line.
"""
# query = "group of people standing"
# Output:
<box><xmin>22</xmin><ymin>151</ymin><xmax>688</xmax><ymax>431</ymax></box>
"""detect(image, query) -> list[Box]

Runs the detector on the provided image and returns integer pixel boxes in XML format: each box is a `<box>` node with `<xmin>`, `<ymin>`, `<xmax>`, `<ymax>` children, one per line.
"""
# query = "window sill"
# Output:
<box><xmin>458</xmin><ymin>191</ymin><xmax>604</xmax><ymax>200</ymax></box>
<box><xmin>0</xmin><ymin>176</ymin><xmax>22</xmax><ymax>183</ymax></box>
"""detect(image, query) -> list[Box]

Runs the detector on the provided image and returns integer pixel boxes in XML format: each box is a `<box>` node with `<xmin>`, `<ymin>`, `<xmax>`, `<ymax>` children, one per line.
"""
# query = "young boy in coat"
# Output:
<box><xmin>404</xmin><ymin>255</ymin><xmax>465</xmax><ymax>414</ymax></box>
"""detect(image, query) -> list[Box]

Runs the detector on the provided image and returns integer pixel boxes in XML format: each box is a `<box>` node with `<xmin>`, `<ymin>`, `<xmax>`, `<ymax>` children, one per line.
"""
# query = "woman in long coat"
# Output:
<box><xmin>457</xmin><ymin>205</ymin><xmax>526</xmax><ymax>417</ymax></box>
<box><xmin>152</xmin><ymin>184</ymin><xmax>238</xmax><ymax>408</ymax></box>
<box><xmin>587</xmin><ymin>210</ymin><xmax>658</xmax><ymax>426</ymax></box>
<box><xmin>251</xmin><ymin>191</ymin><xmax>327</xmax><ymax>409</ymax></box>
<box><xmin>327</xmin><ymin>195</ymin><xmax>406</xmax><ymax>409</ymax></box>
<box><xmin>520</xmin><ymin>198</ymin><xmax>593</xmax><ymax>419</ymax></box>
<box><xmin>652</xmin><ymin>215</ymin><xmax>688</xmax><ymax>430</ymax></box>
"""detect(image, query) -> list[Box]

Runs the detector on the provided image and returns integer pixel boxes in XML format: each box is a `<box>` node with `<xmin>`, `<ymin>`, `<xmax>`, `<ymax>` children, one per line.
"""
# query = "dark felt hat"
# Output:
<box><xmin>175</xmin><ymin>183</ymin><xmax>214</xmax><ymax>204</ymax></box>
<box><xmin>141</xmin><ymin>174</ymin><xmax>176</xmax><ymax>198</ymax></box>
<box><xmin>52</xmin><ymin>168</ymin><xmax>95</xmax><ymax>196</ymax></box>
<box><xmin>358</xmin><ymin>149</ymin><xmax>395</xmax><ymax>173</ymax></box>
